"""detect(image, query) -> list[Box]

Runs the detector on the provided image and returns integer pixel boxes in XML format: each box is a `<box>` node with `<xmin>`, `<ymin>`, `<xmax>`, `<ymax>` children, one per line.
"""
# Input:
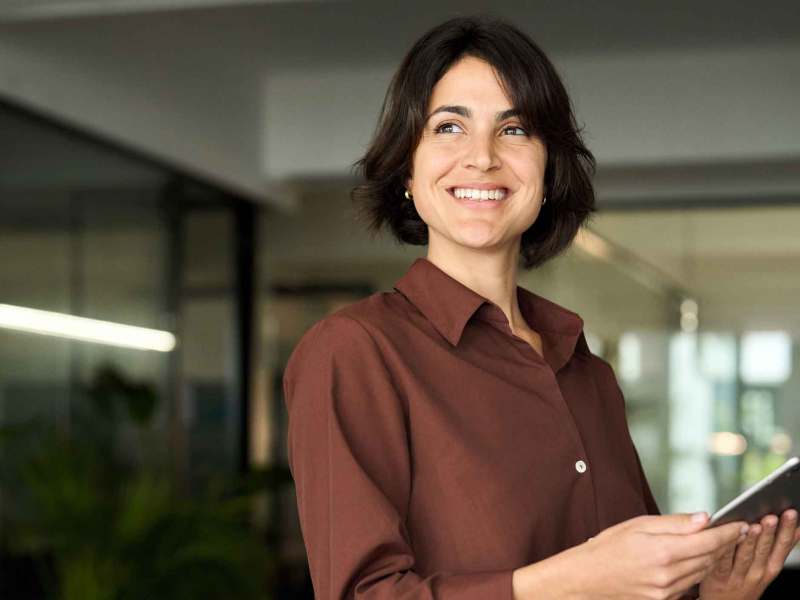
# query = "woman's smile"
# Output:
<box><xmin>446</xmin><ymin>185</ymin><xmax>510</xmax><ymax>208</ymax></box>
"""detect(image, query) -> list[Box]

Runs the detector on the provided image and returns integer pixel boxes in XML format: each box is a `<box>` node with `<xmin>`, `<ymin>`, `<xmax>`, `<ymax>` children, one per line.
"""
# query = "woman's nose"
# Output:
<box><xmin>460</xmin><ymin>133</ymin><xmax>501</xmax><ymax>172</ymax></box>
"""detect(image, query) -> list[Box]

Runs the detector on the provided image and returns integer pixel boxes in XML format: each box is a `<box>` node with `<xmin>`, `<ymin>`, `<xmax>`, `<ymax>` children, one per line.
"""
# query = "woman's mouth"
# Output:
<box><xmin>448</xmin><ymin>187</ymin><xmax>508</xmax><ymax>201</ymax></box>
<box><xmin>447</xmin><ymin>186</ymin><xmax>509</xmax><ymax>207</ymax></box>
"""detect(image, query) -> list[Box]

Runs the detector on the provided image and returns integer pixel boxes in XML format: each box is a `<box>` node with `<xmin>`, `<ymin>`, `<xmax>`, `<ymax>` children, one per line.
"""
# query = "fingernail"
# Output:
<box><xmin>787</xmin><ymin>510</ymin><xmax>797</xmax><ymax>521</ymax></box>
<box><xmin>692</xmin><ymin>512</ymin><xmax>708</xmax><ymax>523</ymax></box>
<box><xmin>741</xmin><ymin>524</ymin><xmax>750</xmax><ymax>535</ymax></box>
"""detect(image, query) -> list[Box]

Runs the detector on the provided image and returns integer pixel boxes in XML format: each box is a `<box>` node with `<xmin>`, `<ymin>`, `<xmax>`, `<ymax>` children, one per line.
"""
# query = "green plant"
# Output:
<box><xmin>0</xmin><ymin>364</ymin><xmax>277</xmax><ymax>600</ymax></box>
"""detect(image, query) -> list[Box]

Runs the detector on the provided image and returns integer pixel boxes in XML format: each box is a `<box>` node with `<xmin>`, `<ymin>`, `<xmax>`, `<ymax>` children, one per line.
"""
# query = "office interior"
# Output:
<box><xmin>1</xmin><ymin>1</ymin><xmax>799</xmax><ymax>597</ymax></box>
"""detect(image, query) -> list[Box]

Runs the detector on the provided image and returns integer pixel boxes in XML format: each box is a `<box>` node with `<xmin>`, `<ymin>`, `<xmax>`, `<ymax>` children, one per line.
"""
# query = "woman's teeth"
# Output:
<box><xmin>452</xmin><ymin>188</ymin><xmax>507</xmax><ymax>201</ymax></box>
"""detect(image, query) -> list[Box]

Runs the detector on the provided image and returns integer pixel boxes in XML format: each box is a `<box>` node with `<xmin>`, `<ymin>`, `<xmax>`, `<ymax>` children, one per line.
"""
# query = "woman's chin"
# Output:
<box><xmin>453</xmin><ymin>233</ymin><xmax>506</xmax><ymax>251</ymax></box>
<box><xmin>429</xmin><ymin>224</ymin><xmax>510</xmax><ymax>252</ymax></box>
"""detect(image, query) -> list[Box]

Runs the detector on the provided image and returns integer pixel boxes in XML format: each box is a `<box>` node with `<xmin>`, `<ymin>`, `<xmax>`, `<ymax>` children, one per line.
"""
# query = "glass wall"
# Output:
<box><xmin>0</xmin><ymin>104</ymin><xmax>248</xmax><ymax>485</ymax></box>
<box><xmin>0</xmin><ymin>102</ymin><xmax>265</xmax><ymax>598</ymax></box>
<box><xmin>589</xmin><ymin>206</ymin><xmax>800</xmax><ymax>565</ymax></box>
<box><xmin>0</xmin><ymin>185</ymin><xmax>173</xmax><ymax>467</ymax></box>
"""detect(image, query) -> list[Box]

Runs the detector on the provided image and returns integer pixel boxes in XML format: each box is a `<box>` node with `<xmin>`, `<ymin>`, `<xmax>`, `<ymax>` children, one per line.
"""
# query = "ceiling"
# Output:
<box><xmin>0</xmin><ymin>0</ymin><xmax>798</xmax><ymax>59</ymax></box>
<box><xmin>0</xmin><ymin>105</ymin><xmax>166</xmax><ymax>191</ymax></box>
<box><xmin>0</xmin><ymin>0</ymin><xmax>304</xmax><ymax>21</ymax></box>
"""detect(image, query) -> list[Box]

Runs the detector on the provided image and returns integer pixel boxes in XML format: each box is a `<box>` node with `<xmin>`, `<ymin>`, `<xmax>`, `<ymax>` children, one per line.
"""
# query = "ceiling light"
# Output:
<box><xmin>0</xmin><ymin>303</ymin><xmax>176</xmax><ymax>352</ymax></box>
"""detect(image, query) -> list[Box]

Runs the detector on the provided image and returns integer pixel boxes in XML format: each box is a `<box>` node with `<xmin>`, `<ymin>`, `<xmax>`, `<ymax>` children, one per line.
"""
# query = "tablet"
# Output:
<box><xmin>707</xmin><ymin>456</ymin><xmax>800</xmax><ymax>528</ymax></box>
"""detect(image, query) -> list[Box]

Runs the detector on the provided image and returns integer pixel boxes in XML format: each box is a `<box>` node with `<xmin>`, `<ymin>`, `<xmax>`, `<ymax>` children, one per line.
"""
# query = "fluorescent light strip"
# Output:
<box><xmin>0</xmin><ymin>303</ymin><xmax>176</xmax><ymax>352</ymax></box>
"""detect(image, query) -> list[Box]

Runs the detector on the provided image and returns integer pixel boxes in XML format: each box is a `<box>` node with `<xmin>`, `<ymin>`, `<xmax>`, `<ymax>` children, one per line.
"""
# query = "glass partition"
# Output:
<box><xmin>0</xmin><ymin>102</ymin><xmax>260</xmax><ymax>598</ymax></box>
<box><xmin>589</xmin><ymin>206</ymin><xmax>800</xmax><ymax>565</ymax></box>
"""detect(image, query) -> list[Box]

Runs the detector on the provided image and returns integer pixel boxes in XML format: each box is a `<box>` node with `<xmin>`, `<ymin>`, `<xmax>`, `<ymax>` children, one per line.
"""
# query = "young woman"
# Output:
<box><xmin>283</xmin><ymin>16</ymin><xmax>799</xmax><ymax>600</ymax></box>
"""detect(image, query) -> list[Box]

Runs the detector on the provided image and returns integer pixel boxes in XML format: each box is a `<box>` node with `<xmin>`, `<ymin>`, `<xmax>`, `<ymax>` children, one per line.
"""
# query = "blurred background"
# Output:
<box><xmin>0</xmin><ymin>0</ymin><xmax>799</xmax><ymax>598</ymax></box>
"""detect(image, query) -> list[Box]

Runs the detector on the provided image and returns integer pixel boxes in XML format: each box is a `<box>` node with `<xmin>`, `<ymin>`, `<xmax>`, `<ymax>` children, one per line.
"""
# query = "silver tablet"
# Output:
<box><xmin>707</xmin><ymin>456</ymin><xmax>800</xmax><ymax>527</ymax></box>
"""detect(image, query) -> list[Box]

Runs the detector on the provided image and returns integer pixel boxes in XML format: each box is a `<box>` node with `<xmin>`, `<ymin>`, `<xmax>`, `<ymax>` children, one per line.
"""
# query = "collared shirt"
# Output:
<box><xmin>283</xmin><ymin>257</ymin><xmax>664</xmax><ymax>599</ymax></box>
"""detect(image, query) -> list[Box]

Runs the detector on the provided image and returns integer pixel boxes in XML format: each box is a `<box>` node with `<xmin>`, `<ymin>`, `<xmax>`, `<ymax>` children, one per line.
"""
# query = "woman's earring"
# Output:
<box><xmin>542</xmin><ymin>195</ymin><xmax>547</xmax><ymax>205</ymax></box>
<box><xmin>404</xmin><ymin>189</ymin><xmax>413</xmax><ymax>200</ymax></box>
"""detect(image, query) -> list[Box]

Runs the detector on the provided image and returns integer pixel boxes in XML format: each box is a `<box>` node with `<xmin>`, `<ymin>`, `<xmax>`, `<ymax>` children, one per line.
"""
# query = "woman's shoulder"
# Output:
<box><xmin>284</xmin><ymin>291</ymin><xmax>407</xmax><ymax>374</ymax></box>
<box><xmin>312</xmin><ymin>289</ymin><xmax>415</xmax><ymax>342</ymax></box>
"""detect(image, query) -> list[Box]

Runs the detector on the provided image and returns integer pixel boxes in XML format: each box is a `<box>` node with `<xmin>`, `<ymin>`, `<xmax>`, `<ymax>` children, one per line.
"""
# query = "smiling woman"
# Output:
<box><xmin>406</xmin><ymin>56</ymin><xmax>550</xmax><ymax>255</ymax></box>
<box><xmin>284</xmin><ymin>15</ymin><xmax>799</xmax><ymax>600</ymax></box>
<box><xmin>351</xmin><ymin>16</ymin><xmax>595</xmax><ymax>271</ymax></box>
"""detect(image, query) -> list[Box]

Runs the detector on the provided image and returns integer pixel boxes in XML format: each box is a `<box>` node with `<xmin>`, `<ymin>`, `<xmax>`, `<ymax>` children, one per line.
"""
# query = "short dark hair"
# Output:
<box><xmin>351</xmin><ymin>15</ymin><xmax>596</xmax><ymax>270</ymax></box>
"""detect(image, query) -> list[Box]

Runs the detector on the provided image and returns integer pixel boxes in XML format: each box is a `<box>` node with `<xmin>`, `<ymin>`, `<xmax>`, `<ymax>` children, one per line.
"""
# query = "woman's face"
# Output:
<box><xmin>407</xmin><ymin>56</ymin><xmax>548</xmax><ymax>257</ymax></box>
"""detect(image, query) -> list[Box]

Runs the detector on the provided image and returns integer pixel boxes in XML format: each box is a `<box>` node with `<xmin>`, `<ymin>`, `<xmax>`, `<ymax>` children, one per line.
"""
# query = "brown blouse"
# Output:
<box><xmin>283</xmin><ymin>257</ymin><xmax>666</xmax><ymax>599</ymax></box>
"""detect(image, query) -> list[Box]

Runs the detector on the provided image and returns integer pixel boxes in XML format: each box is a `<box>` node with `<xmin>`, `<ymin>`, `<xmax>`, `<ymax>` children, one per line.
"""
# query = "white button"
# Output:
<box><xmin>575</xmin><ymin>460</ymin><xmax>587</xmax><ymax>473</ymax></box>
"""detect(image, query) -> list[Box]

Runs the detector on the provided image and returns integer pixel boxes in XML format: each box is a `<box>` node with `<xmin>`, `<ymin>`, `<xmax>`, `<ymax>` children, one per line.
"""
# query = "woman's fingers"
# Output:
<box><xmin>749</xmin><ymin>514</ymin><xmax>779</xmax><ymax>578</ymax></box>
<box><xmin>710</xmin><ymin>533</ymin><xmax>740</xmax><ymax>578</ymax></box>
<box><xmin>667</xmin><ymin>521</ymin><xmax>745</xmax><ymax>560</ymax></box>
<box><xmin>765</xmin><ymin>509</ymin><xmax>799</xmax><ymax>577</ymax></box>
<box><xmin>730</xmin><ymin>523</ymin><xmax>761</xmax><ymax>577</ymax></box>
<box><xmin>672</xmin><ymin>552</ymin><xmax>716</xmax><ymax>579</ymax></box>
<box><xmin>664</xmin><ymin>531</ymin><xmax>742</xmax><ymax>593</ymax></box>
<box><xmin>634</xmin><ymin>512</ymin><xmax>710</xmax><ymax>535</ymax></box>
<box><xmin>662</xmin><ymin>510</ymin><xmax>800</xmax><ymax>599</ymax></box>
<box><xmin>664</xmin><ymin>554</ymin><xmax>714</xmax><ymax>598</ymax></box>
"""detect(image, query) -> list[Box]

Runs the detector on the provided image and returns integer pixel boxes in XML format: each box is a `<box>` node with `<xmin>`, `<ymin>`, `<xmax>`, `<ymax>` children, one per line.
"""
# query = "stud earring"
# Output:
<box><xmin>542</xmin><ymin>196</ymin><xmax>547</xmax><ymax>205</ymax></box>
<box><xmin>404</xmin><ymin>189</ymin><xmax>413</xmax><ymax>200</ymax></box>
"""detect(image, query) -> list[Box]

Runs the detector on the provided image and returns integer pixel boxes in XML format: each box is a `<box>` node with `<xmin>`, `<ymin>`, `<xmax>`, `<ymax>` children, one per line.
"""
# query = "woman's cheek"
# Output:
<box><xmin>411</xmin><ymin>198</ymin><xmax>432</xmax><ymax>226</ymax></box>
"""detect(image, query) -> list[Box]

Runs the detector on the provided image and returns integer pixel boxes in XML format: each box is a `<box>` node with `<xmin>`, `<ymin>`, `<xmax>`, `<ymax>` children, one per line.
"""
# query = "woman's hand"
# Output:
<box><xmin>517</xmin><ymin>512</ymin><xmax>745</xmax><ymax>600</ymax></box>
<box><xmin>699</xmin><ymin>508</ymin><xmax>800</xmax><ymax>600</ymax></box>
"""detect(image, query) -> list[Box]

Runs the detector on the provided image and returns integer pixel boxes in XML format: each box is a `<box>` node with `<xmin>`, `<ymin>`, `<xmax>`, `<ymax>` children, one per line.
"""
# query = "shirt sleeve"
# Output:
<box><xmin>283</xmin><ymin>314</ymin><xmax>514</xmax><ymax>600</ymax></box>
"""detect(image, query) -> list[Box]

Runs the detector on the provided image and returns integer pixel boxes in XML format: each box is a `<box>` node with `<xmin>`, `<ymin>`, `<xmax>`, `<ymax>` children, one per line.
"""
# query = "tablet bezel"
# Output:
<box><xmin>707</xmin><ymin>456</ymin><xmax>800</xmax><ymax>528</ymax></box>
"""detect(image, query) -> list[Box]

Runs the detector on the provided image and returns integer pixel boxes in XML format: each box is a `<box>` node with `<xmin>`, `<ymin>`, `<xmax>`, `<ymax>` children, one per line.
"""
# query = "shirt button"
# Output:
<box><xmin>575</xmin><ymin>460</ymin><xmax>587</xmax><ymax>473</ymax></box>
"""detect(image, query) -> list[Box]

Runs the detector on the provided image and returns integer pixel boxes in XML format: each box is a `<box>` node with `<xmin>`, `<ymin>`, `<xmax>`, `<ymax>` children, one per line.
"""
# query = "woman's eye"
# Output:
<box><xmin>433</xmin><ymin>122</ymin><xmax>464</xmax><ymax>134</ymax></box>
<box><xmin>502</xmin><ymin>125</ymin><xmax>528</xmax><ymax>136</ymax></box>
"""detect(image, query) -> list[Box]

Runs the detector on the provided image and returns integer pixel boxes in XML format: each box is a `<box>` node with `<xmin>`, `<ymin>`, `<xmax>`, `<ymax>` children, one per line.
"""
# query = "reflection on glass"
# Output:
<box><xmin>0</xmin><ymin>302</ymin><xmax>176</xmax><ymax>351</ymax></box>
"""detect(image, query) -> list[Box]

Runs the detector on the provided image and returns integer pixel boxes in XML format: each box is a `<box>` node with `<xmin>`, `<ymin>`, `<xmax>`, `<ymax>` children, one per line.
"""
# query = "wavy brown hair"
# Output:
<box><xmin>351</xmin><ymin>15</ymin><xmax>596</xmax><ymax>270</ymax></box>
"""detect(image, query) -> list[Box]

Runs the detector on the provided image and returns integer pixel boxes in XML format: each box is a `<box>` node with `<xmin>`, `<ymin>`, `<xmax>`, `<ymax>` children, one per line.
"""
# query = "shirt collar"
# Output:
<box><xmin>393</xmin><ymin>257</ymin><xmax>589</xmax><ymax>372</ymax></box>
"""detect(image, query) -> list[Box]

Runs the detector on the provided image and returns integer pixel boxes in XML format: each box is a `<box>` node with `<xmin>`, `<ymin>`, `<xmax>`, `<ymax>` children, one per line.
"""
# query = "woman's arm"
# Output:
<box><xmin>284</xmin><ymin>314</ymin><xmax>514</xmax><ymax>599</ymax></box>
<box><xmin>511</xmin><ymin>513</ymin><xmax>744</xmax><ymax>600</ymax></box>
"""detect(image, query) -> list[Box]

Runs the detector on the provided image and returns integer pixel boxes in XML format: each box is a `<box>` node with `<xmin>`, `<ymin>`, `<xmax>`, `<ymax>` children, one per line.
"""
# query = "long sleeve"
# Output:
<box><xmin>283</xmin><ymin>315</ymin><xmax>514</xmax><ymax>600</ymax></box>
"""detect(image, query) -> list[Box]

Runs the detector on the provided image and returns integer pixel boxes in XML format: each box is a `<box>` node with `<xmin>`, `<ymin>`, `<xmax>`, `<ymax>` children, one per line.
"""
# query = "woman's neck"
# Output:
<box><xmin>425</xmin><ymin>243</ymin><xmax>529</xmax><ymax>333</ymax></box>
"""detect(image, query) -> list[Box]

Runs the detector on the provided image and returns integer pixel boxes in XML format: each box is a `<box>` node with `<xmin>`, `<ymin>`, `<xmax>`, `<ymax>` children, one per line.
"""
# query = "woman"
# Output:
<box><xmin>283</xmin><ymin>16</ymin><xmax>800</xmax><ymax>600</ymax></box>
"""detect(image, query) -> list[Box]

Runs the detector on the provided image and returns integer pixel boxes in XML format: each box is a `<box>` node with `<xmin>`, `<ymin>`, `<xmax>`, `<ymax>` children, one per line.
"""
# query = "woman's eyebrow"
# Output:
<box><xmin>427</xmin><ymin>105</ymin><xmax>521</xmax><ymax>121</ymax></box>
